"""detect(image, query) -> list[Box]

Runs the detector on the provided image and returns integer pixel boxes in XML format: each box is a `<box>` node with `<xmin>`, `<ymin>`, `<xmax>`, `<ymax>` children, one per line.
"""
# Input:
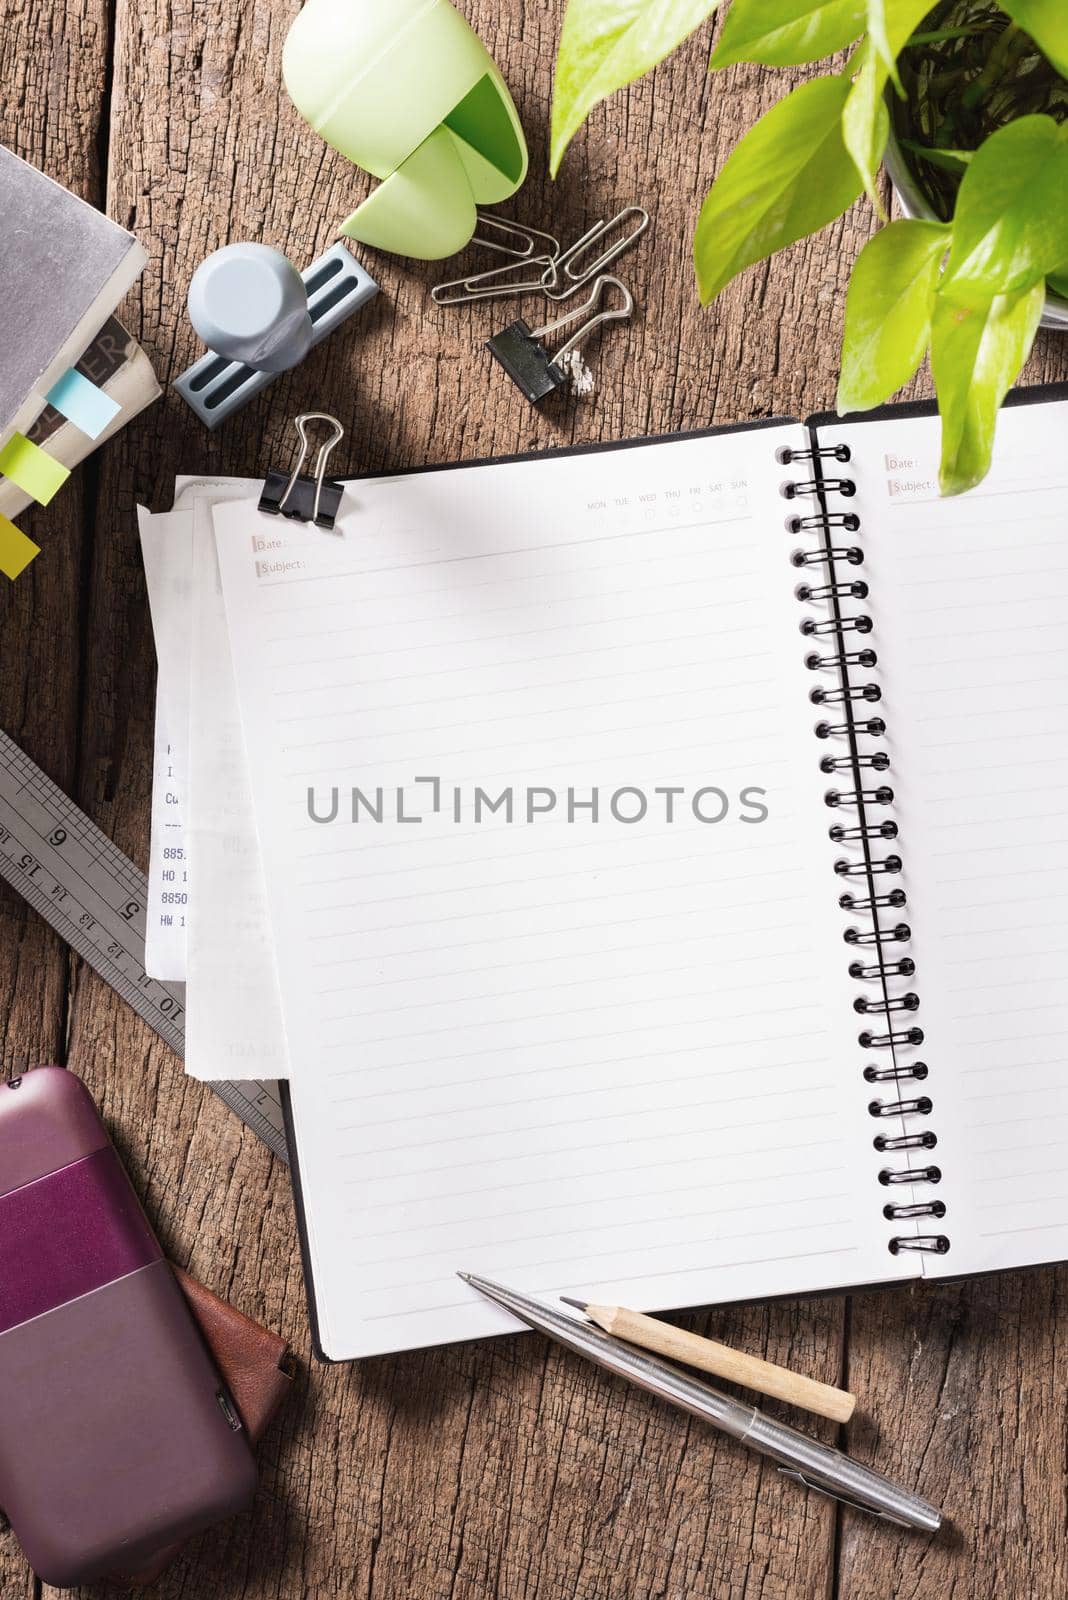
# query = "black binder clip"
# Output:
<box><xmin>486</xmin><ymin>275</ymin><xmax>634</xmax><ymax>404</ymax></box>
<box><xmin>259</xmin><ymin>412</ymin><xmax>345</xmax><ymax>529</ymax></box>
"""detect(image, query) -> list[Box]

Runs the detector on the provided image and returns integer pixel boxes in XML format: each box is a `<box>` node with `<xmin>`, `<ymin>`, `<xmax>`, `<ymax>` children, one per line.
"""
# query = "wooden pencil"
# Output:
<box><xmin>562</xmin><ymin>1298</ymin><xmax>856</xmax><ymax>1423</ymax></box>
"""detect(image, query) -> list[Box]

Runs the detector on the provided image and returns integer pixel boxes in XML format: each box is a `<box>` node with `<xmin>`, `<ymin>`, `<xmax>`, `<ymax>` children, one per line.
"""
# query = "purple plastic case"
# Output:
<box><xmin>0</xmin><ymin>1067</ymin><xmax>257</xmax><ymax>1586</ymax></box>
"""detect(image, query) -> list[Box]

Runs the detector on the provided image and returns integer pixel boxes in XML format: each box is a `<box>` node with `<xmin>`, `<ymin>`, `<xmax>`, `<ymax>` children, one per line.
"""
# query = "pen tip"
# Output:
<box><xmin>560</xmin><ymin>1295</ymin><xmax>588</xmax><ymax>1313</ymax></box>
<box><xmin>457</xmin><ymin>1271</ymin><xmax>473</xmax><ymax>1285</ymax></box>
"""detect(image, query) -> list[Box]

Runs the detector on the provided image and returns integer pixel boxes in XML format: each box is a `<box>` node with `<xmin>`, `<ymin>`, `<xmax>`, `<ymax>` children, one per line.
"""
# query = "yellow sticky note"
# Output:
<box><xmin>0</xmin><ymin>433</ymin><xmax>70</xmax><ymax>505</ymax></box>
<box><xmin>0</xmin><ymin>513</ymin><xmax>40</xmax><ymax>580</ymax></box>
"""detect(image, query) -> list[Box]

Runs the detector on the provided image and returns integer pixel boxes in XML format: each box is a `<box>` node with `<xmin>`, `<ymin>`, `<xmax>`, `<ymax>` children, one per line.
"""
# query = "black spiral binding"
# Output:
<box><xmin>779</xmin><ymin>438</ymin><xmax>950</xmax><ymax>1258</ymax></box>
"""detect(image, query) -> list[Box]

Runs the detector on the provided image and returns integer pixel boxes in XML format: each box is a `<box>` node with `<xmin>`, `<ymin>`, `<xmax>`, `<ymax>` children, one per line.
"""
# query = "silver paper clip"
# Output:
<box><xmin>486</xmin><ymin>275</ymin><xmax>634</xmax><ymax>404</ymax></box>
<box><xmin>432</xmin><ymin>253</ymin><xmax>561</xmax><ymax>306</ymax></box>
<box><xmin>258</xmin><ymin>412</ymin><xmax>346</xmax><ymax>529</ymax></box>
<box><xmin>544</xmin><ymin>206</ymin><xmax>650</xmax><ymax>299</ymax></box>
<box><xmin>433</xmin><ymin>205</ymin><xmax>651</xmax><ymax>307</ymax></box>
<box><xmin>471</xmin><ymin>213</ymin><xmax>561</xmax><ymax>260</ymax></box>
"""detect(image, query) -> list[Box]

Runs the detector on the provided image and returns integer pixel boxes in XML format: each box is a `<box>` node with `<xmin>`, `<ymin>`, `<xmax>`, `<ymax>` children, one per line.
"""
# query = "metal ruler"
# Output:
<box><xmin>0</xmin><ymin>728</ymin><xmax>288</xmax><ymax>1163</ymax></box>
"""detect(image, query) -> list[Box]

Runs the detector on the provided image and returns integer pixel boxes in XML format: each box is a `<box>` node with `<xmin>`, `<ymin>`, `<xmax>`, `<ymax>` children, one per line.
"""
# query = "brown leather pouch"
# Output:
<box><xmin>172</xmin><ymin>1267</ymin><xmax>296</xmax><ymax>1441</ymax></box>
<box><xmin>109</xmin><ymin>1266</ymin><xmax>296</xmax><ymax>1586</ymax></box>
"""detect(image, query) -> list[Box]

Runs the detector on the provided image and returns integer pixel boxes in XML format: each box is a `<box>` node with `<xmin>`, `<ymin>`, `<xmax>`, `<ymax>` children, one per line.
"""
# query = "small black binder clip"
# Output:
<box><xmin>486</xmin><ymin>275</ymin><xmax>634</xmax><ymax>404</ymax></box>
<box><xmin>259</xmin><ymin>412</ymin><xmax>346</xmax><ymax>529</ymax></box>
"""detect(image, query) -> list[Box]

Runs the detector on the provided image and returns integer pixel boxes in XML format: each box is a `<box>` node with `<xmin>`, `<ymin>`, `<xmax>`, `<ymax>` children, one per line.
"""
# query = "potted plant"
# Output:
<box><xmin>550</xmin><ymin>0</ymin><xmax>1068</xmax><ymax>494</ymax></box>
<box><xmin>884</xmin><ymin>1</ymin><xmax>1068</xmax><ymax>326</ymax></box>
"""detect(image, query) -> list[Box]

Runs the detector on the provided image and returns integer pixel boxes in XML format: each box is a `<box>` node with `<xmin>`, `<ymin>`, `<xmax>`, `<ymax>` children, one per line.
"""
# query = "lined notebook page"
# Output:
<box><xmin>214</xmin><ymin>426</ymin><xmax>912</xmax><ymax>1360</ymax></box>
<box><xmin>826</xmin><ymin>395</ymin><xmax>1068</xmax><ymax>1280</ymax></box>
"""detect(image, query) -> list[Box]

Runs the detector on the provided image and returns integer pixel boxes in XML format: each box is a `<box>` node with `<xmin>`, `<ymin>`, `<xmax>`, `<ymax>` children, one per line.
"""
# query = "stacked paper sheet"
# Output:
<box><xmin>139</xmin><ymin>479</ymin><xmax>288</xmax><ymax>1082</ymax></box>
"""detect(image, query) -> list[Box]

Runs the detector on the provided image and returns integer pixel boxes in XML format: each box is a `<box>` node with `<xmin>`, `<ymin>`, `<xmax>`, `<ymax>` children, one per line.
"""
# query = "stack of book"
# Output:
<box><xmin>0</xmin><ymin>146</ymin><xmax>159</xmax><ymax>576</ymax></box>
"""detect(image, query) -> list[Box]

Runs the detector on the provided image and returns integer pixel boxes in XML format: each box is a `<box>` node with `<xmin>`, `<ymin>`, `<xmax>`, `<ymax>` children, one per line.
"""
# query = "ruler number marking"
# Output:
<box><xmin>0</xmin><ymin>729</ymin><xmax>285</xmax><ymax>1162</ymax></box>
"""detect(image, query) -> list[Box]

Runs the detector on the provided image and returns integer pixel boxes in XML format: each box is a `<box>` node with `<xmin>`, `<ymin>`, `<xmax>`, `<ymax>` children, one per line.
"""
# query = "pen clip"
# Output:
<box><xmin>776</xmin><ymin>1469</ymin><xmax>913</xmax><ymax>1528</ymax></box>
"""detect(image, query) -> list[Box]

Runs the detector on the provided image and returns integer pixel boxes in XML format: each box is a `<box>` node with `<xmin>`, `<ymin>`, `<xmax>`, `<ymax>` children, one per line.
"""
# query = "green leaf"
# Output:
<box><xmin>866</xmin><ymin>0</ymin><xmax>904</xmax><ymax>92</ymax></box>
<box><xmin>1048</xmin><ymin>264</ymin><xmax>1068</xmax><ymax>298</ymax></box>
<box><xmin>930</xmin><ymin>282</ymin><xmax>1044</xmax><ymax>495</ymax></box>
<box><xmin>710</xmin><ymin>0</ymin><xmax>866</xmax><ymax>68</ymax></box>
<box><xmin>999</xmin><ymin>0</ymin><xmax>1068</xmax><ymax>76</ymax></box>
<box><xmin>841</xmin><ymin>40</ymin><xmax>891</xmax><ymax>207</ymax></box>
<box><xmin>694</xmin><ymin>74</ymin><xmax>865</xmax><ymax>303</ymax></box>
<box><xmin>550</xmin><ymin>0</ymin><xmax>720</xmax><ymax>176</ymax></box>
<box><xmin>940</xmin><ymin>116</ymin><xmax>1068</xmax><ymax>304</ymax></box>
<box><xmin>841</xmin><ymin>3</ymin><xmax>929</xmax><ymax>204</ymax></box>
<box><xmin>838</xmin><ymin>218</ymin><xmax>950</xmax><ymax>412</ymax></box>
<box><xmin>897</xmin><ymin>139</ymin><xmax>973</xmax><ymax>174</ymax></box>
<box><xmin>864</xmin><ymin>0</ymin><xmax>934</xmax><ymax>90</ymax></box>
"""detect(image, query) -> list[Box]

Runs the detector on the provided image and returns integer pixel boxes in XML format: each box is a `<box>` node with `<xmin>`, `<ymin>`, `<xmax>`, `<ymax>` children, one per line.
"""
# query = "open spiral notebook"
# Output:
<box><xmin>200</xmin><ymin>384</ymin><xmax>1068</xmax><ymax>1361</ymax></box>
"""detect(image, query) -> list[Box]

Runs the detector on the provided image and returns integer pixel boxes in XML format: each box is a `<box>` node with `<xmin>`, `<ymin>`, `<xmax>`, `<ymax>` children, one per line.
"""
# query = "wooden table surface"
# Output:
<box><xmin>2</xmin><ymin>2</ymin><xmax>1067</xmax><ymax>1596</ymax></box>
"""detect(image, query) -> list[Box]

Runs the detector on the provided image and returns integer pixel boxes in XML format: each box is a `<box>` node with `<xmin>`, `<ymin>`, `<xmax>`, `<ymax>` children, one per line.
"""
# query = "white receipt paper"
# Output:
<box><xmin>185</xmin><ymin>484</ymin><xmax>290</xmax><ymax>1082</ymax></box>
<box><xmin>139</xmin><ymin>477</ymin><xmax>290</xmax><ymax>1080</ymax></box>
<box><xmin>138</xmin><ymin>507</ymin><xmax>193</xmax><ymax>981</ymax></box>
<box><xmin>213</xmin><ymin>431</ymin><xmax>911</xmax><ymax>1359</ymax></box>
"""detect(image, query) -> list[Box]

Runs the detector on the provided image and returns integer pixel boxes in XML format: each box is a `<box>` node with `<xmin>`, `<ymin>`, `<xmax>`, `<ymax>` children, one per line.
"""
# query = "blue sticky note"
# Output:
<box><xmin>45</xmin><ymin>367</ymin><xmax>121</xmax><ymax>440</ymax></box>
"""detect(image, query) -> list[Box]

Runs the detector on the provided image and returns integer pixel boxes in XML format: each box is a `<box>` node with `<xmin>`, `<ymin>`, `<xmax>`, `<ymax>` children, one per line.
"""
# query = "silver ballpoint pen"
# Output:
<box><xmin>458</xmin><ymin>1273</ymin><xmax>942</xmax><ymax>1533</ymax></box>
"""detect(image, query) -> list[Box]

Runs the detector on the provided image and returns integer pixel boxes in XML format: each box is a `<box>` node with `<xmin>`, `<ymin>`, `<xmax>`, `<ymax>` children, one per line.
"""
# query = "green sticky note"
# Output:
<box><xmin>0</xmin><ymin>432</ymin><xmax>70</xmax><ymax>505</ymax></box>
<box><xmin>0</xmin><ymin>513</ymin><xmax>40</xmax><ymax>579</ymax></box>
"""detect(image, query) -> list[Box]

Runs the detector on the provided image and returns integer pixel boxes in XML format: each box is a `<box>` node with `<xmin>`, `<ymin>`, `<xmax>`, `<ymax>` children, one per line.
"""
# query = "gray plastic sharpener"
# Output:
<box><xmin>173</xmin><ymin>241</ymin><xmax>379</xmax><ymax>428</ymax></box>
